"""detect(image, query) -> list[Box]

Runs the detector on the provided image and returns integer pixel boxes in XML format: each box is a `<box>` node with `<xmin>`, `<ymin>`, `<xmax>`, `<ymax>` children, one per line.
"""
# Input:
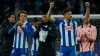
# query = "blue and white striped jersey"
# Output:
<box><xmin>8</xmin><ymin>21</ymin><xmax>34</xmax><ymax>48</ymax></box>
<box><xmin>31</xmin><ymin>38</ymin><xmax>39</xmax><ymax>51</ymax></box>
<box><xmin>31</xmin><ymin>25</ymin><xmax>39</xmax><ymax>51</ymax></box>
<box><xmin>54</xmin><ymin>18</ymin><xmax>81</xmax><ymax>46</ymax></box>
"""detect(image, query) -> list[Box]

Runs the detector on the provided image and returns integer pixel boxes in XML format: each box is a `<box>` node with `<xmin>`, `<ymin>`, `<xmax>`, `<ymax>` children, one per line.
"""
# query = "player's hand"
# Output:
<box><xmin>18</xmin><ymin>29</ymin><xmax>22</xmax><ymax>32</ymax></box>
<box><xmin>50</xmin><ymin>2</ymin><xmax>54</xmax><ymax>8</ymax></box>
<box><xmin>13</xmin><ymin>21</ymin><xmax>20</xmax><ymax>28</ymax></box>
<box><xmin>86</xmin><ymin>31</ymin><xmax>91</xmax><ymax>38</ymax></box>
<box><xmin>17</xmin><ymin>21</ymin><xmax>23</xmax><ymax>27</ymax></box>
<box><xmin>81</xmin><ymin>31</ymin><xmax>86</xmax><ymax>37</ymax></box>
<box><xmin>85</xmin><ymin>2</ymin><xmax>90</xmax><ymax>7</ymax></box>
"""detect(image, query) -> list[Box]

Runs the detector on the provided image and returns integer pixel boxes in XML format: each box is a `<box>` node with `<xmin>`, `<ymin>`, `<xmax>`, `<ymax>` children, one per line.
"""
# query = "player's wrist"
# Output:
<box><xmin>50</xmin><ymin>6</ymin><xmax>53</xmax><ymax>9</ymax></box>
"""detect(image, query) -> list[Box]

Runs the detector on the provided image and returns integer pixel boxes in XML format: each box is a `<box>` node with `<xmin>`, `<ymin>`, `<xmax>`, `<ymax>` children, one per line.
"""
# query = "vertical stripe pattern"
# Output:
<box><xmin>59</xmin><ymin>20</ymin><xmax>77</xmax><ymax>46</ymax></box>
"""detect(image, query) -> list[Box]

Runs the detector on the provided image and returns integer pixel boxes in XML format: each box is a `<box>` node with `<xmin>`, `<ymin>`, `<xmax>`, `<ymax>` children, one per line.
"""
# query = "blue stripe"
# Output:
<box><xmin>68</xmin><ymin>22</ymin><xmax>72</xmax><ymax>46</ymax></box>
<box><xmin>34</xmin><ymin>39</ymin><xmax>36</xmax><ymax>51</ymax></box>
<box><xmin>72</xmin><ymin>21</ymin><xmax>76</xmax><ymax>44</ymax></box>
<box><xmin>23</xmin><ymin>34</ymin><xmax>26</xmax><ymax>48</ymax></box>
<box><xmin>18</xmin><ymin>33</ymin><xmax>21</xmax><ymax>48</ymax></box>
<box><xmin>72</xmin><ymin>21</ymin><xmax>77</xmax><ymax>44</ymax></box>
<box><xmin>23</xmin><ymin>23</ymin><xmax>28</xmax><ymax>48</ymax></box>
<box><xmin>62</xmin><ymin>21</ymin><xmax>66</xmax><ymax>46</ymax></box>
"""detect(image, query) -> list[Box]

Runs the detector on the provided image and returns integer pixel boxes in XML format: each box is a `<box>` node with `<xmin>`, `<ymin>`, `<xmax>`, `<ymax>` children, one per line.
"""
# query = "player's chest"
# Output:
<box><xmin>80</xmin><ymin>27</ymin><xmax>91</xmax><ymax>33</ymax></box>
<box><xmin>60</xmin><ymin>23</ymin><xmax>75</xmax><ymax>31</ymax></box>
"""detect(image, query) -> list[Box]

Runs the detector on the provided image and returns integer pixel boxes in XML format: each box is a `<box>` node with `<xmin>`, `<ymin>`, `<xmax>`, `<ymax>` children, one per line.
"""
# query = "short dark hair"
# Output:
<box><xmin>7</xmin><ymin>12</ymin><xmax>15</xmax><ymax>18</ymax></box>
<box><xmin>32</xmin><ymin>17</ymin><xmax>39</xmax><ymax>22</ymax></box>
<box><xmin>16</xmin><ymin>10</ymin><xmax>27</xmax><ymax>21</ymax></box>
<box><xmin>63</xmin><ymin>8</ymin><xmax>71</xmax><ymax>15</ymax></box>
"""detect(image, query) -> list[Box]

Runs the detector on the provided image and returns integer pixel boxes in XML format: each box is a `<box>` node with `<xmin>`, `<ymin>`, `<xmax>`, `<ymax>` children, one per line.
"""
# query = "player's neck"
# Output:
<box><xmin>21</xmin><ymin>20</ymin><xmax>26</xmax><ymax>23</ymax></box>
<box><xmin>83</xmin><ymin>23</ymin><xmax>89</xmax><ymax>26</ymax></box>
<box><xmin>65</xmin><ymin>18</ymin><xmax>70</xmax><ymax>22</ymax></box>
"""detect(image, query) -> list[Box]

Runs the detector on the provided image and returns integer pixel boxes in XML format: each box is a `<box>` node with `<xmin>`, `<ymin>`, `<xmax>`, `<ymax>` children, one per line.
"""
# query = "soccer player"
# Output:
<box><xmin>77</xmin><ymin>8</ymin><xmax>97</xmax><ymax>56</ymax></box>
<box><xmin>0</xmin><ymin>12</ymin><xmax>15</xmax><ymax>56</ymax></box>
<box><xmin>8</xmin><ymin>10</ymin><xmax>34</xmax><ymax>56</ymax></box>
<box><xmin>34</xmin><ymin>13</ymin><xmax>57</xmax><ymax>56</ymax></box>
<box><xmin>31</xmin><ymin>17</ymin><xmax>39</xmax><ymax>56</ymax></box>
<box><xmin>47</xmin><ymin>2</ymin><xmax>90</xmax><ymax>56</ymax></box>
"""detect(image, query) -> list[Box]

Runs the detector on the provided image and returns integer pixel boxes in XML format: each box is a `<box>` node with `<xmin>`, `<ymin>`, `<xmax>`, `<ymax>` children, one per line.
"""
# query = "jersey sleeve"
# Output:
<box><xmin>54</xmin><ymin>19</ymin><xmax>63</xmax><ymax>25</ymax></box>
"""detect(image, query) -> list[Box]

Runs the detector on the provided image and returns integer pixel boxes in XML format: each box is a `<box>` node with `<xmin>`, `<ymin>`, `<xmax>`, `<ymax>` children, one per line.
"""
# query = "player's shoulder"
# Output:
<box><xmin>27</xmin><ymin>21</ymin><xmax>31</xmax><ymax>24</ymax></box>
<box><xmin>56</xmin><ymin>19</ymin><xmax>63</xmax><ymax>21</ymax></box>
<box><xmin>55</xmin><ymin>19</ymin><xmax>64</xmax><ymax>24</ymax></box>
<box><xmin>77</xmin><ymin>25</ymin><xmax>82</xmax><ymax>28</ymax></box>
<box><xmin>91</xmin><ymin>25</ymin><xmax>96</xmax><ymax>29</ymax></box>
<box><xmin>77</xmin><ymin>25</ymin><xmax>83</xmax><ymax>30</ymax></box>
<box><xmin>25</xmin><ymin>21</ymin><xmax>32</xmax><ymax>26</ymax></box>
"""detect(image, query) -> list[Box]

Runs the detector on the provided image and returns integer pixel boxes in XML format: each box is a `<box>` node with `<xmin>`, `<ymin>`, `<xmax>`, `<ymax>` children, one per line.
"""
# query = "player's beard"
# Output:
<box><xmin>66</xmin><ymin>16</ymin><xmax>72</xmax><ymax>21</ymax></box>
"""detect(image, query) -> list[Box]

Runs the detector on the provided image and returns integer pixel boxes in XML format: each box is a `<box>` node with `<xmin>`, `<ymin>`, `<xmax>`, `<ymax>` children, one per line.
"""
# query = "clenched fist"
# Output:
<box><xmin>50</xmin><ymin>2</ymin><xmax>54</xmax><ymax>8</ymax></box>
<box><xmin>85</xmin><ymin>2</ymin><xmax>90</xmax><ymax>7</ymax></box>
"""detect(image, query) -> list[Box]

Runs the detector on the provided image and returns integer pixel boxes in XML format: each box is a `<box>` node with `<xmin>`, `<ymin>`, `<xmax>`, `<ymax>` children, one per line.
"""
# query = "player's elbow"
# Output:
<box><xmin>90</xmin><ymin>37</ymin><xmax>96</xmax><ymax>42</ymax></box>
<box><xmin>49</xmin><ymin>17</ymin><xmax>55</xmax><ymax>23</ymax></box>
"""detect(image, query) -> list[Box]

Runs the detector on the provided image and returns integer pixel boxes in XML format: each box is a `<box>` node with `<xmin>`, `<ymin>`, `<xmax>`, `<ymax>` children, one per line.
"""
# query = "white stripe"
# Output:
<box><xmin>31</xmin><ymin>38</ymin><xmax>39</xmax><ymax>51</ymax></box>
<box><xmin>16</xmin><ymin>32</ymin><xmax>19</xmax><ymax>48</ymax></box>
<box><xmin>31</xmin><ymin>50</ymin><xmax>33</xmax><ymax>56</ymax></box>
<box><xmin>75</xmin><ymin>46</ymin><xmax>76</xmax><ymax>55</ymax></box>
<box><xmin>71</xmin><ymin>30</ymin><xmax>74</xmax><ymax>46</ymax></box>
<box><xmin>36</xmin><ymin>39</ymin><xmax>39</xmax><ymax>51</ymax></box>
<box><xmin>25</xmin><ymin>37</ymin><xmax>28</xmax><ymax>48</ymax></box>
<box><xmin>31</xmin><ymin>39</ymin><xmax>34</xmax><ymax>50</ymax></box>
<box><xmin>13</xmin><ymin>34</ymin><xmax>16</xmax><ymax>47</ymax></box>
<box><xmin>70</xmin><ymin>22</ymin><xmax>74</xmax><ymax>46</ymax></box>
<box><xmin>20</xmin><ymin>32</ymin><xmax>24</xmax><ymax>48</ymax></box>
<box><xmin>64</xmin><ymin>21</ymin><xmax>69</xmax><ymax>46</ymax></box>
<box><xmin>74</xmin><ymin>21</ymin><xmax>78</xmax><ymax>44</ymax></box>
<box><xmin>59</xmin><ymin>23</ymin><xmax>63</xmax><ymax>45</ymax></box>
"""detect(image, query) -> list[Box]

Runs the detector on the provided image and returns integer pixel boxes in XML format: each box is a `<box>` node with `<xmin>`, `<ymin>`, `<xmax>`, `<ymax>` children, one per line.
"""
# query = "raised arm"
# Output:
<box><xmin>82</xmin><ymin>2</ymin><xmax>90</xmax><ymax>20</ymax></box>
<box><xmin>47</xmin><ymin>2</ymin><xmax>55</xmax><ymax>23</ymax></box>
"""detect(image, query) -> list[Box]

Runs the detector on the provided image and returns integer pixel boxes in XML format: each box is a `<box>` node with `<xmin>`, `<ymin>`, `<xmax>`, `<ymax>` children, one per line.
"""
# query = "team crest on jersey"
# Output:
<box><xmin>65</xmin><ymin>26</ymin><xmax>73</xmax><ymax>30</ymax></box>
<box><xmin>88</xmin><ymin>29</ymin><xmax>90</xmax><ymax>32</ymax></box>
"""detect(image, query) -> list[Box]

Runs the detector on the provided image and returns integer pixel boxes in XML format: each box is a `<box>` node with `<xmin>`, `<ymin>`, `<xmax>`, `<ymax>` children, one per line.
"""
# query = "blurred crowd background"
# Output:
<box><xmin>1</xmin><ymin>0</ymin><xmax>99</xmax><ymax>23</ymax></box>
<box><xmin>4</xmin><ymin>0</ymin><xmax>100</xmax><ymax>14</ymax></box>
<box><xmin>2</xmin><ymin>0</ymin><xmax>99</xmax><ymax>23</ymax></box>
<box><xmin>4</xmin><ymin>0</ymin><xmax>100</xmax><ymax>15</ymax></box>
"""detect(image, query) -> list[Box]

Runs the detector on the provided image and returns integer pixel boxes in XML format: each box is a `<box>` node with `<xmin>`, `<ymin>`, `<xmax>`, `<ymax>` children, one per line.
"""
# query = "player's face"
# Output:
<box><xmin>32</xmin><ymin>21</ymin><xmax>39</xmax><ymax>28</ymax></box>
<box><xmin>64</xmin><ymin>11</ymin><xmax>72</xmax><ymax>21</ymax></box>
<box><xmin>8</xmin><ymin>15</ymin><xmax>15</xmax><ymax>23</ymax></box>
<box><xmin>19</xmin><ymin>13</ymin><xmax>27</xmax><ymax>22</ymax></box>
<box><xmin>42</xmin><ymin>15</ymin><xmax>49</xmax><ymax>22</ymax></box>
